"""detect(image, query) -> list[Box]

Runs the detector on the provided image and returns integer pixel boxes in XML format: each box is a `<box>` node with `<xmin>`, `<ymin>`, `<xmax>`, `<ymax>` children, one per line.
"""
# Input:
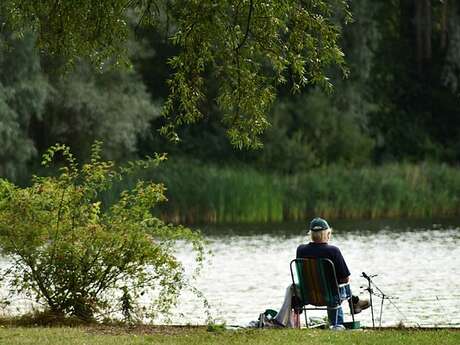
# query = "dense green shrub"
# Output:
<box><xmin>259</xmin><ymin>90</ymin><xmax>374</xmax><ymax>173</ymax></box>
<box><xmin>0</xmin><ymin>143</ymin><xmax>204</xmax><ymax>321</ymax></box>
<box><xmin>0</xmin><ymin>19</ymin><xmax>158</xmax><ymax>183</ymax></box>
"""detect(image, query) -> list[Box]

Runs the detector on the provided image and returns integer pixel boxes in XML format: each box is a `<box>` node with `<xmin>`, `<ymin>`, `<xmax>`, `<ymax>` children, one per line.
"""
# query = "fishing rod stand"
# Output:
<box><xmin>361</xmin><ymin>272</ymin><xmax>397</xmax><ymax>328</ymax></box>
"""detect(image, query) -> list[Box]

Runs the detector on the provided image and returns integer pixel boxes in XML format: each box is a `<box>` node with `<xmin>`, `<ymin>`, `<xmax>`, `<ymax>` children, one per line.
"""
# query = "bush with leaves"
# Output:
<box><xmin>0</xmin><ymin>142</ymin><xmax>204</xmax><ymax>321</ymax></box>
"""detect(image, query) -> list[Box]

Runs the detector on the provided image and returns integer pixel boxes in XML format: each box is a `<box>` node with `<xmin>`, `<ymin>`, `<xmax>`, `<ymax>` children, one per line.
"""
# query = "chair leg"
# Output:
<box><xmin>335</xmin><ymin>307</ymin><xmax>339</xmax><ymax>326</ymax></box>
<box><xmin>349</xmin><ymin>299</ymin><xmax>355</xmax><ymax>323</ymax></box>
<box><xmin>304</xmin><ymin>309</ymin><xmax>309</xmax><ymax>328</ymax></box>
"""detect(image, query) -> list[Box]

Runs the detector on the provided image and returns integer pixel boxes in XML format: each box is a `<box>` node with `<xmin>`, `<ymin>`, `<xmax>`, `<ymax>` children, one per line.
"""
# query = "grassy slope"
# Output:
<box><xmin>1</xmin><ymin>327</ymin><xmax>459</xmax><ymax>345</ymax></box>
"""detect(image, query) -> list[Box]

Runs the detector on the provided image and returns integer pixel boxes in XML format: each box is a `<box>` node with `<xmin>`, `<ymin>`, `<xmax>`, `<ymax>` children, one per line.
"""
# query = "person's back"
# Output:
<box><xmin>297</xmin><ymin>242</ymin><xmax>350</xmax><ymax>283</ymax></box>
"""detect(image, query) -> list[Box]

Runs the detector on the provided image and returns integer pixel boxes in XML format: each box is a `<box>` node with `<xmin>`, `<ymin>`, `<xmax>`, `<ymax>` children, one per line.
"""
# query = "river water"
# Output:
<box><xmin>1</xmin><ymin>219</ymin><xmax>459</xmax><ymax>327</ymax></box>
<box><xmin>171</xmin><ymin>219</ymin><xmax>460</xmax><ymax>327</ymax></box>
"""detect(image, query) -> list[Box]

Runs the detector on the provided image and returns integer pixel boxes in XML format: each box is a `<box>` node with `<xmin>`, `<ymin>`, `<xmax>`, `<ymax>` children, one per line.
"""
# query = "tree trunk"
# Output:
<box><xmin>441</xmin><ymin>0</ymin><xmax>449</xmax><ymax>50</ymax></box>
<box><xmin>424</xmin><ymin>0</ymin><xmax>432</xmax><ymax>61</ymax></box>
<box><xmin>414</xmin><ymin>0</ymin><xmax>432</xmax><ymax>71</ymax></box>
<box><xmin>415</xmin><ymin>0</ymin><xmax>423</xmax><ymax>71</ymax></box>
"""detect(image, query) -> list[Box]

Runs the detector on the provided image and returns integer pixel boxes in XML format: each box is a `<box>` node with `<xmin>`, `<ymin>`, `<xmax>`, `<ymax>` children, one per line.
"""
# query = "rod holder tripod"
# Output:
<box><xmin>361</xmin><ymin>272</ymin><xmax>396</xmax><ymax>328</ymax></box>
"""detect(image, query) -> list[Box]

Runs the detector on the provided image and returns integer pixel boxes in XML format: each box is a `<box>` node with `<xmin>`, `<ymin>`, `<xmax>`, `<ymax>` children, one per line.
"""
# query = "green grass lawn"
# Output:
<box><xmin>1</xmin><ymin>326</ymin><xmax>459</xmax><ymax>345</ymax></box>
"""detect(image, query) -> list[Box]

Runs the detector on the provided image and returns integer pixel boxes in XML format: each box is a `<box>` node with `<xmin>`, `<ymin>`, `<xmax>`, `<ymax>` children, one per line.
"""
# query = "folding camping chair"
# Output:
<box><xmin>290</xmin><ymin>257</ymin><xmax>356</xmax><ymax>328</ymax></box>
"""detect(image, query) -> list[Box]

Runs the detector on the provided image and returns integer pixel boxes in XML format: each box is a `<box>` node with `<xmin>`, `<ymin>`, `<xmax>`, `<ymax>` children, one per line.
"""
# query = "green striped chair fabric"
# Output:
<box><xmin>291</xmin><ymin>258</ymin><xmax>341</xmax><ymax>307</ymax></box>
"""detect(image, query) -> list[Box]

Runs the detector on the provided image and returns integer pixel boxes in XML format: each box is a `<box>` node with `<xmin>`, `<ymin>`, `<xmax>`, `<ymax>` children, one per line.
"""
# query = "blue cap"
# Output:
<box><xmin>309</xmin><ymin>217</ymin><xmax>331</xmax><ymax>231</ymax></box>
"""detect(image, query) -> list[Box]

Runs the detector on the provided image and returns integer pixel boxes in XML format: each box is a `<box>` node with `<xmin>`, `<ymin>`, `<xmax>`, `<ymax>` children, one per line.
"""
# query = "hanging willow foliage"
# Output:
<box><xmin>2</xmin><ymin>0</ymin><xmax>350</xmax><ymax>148</ymax></box>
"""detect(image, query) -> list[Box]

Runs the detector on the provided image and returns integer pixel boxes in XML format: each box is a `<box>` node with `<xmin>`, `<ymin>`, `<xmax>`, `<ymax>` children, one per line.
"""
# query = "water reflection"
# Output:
<box><xmin>1</xmin><ymin>219</ymin><xmax>458</xmax><ymax>327</ymax></box>
<box><xmin>173</xmin><ymin>218</ymin><xmax>460</xmax><ymax>327</ymax></box>
<box><xmin>196</xmin><ymin>218</ymin><xmax>460</xmax><ymax>237</ymax></box>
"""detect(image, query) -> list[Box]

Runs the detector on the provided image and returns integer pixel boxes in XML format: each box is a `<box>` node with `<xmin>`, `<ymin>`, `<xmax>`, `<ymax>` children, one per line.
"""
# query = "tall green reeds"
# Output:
<box><xmin>103</xmin><ymin>160</ymin><xmax>460</xmax><ymax>224</ymax></box>
<box><xmin>286</xmin><ymin>163</ymin><xmax>460</xmax><ymax>220</ymax></box>
<box><xmin>151</xmin><ymin>160</ymin><xmax>284</xmax><ymax>224</ymax></box>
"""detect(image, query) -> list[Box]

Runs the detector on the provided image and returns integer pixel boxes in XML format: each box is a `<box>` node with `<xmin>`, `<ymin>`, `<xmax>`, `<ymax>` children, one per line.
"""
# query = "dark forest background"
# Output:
<box><xmin>1</xmin><ymin>0</ymin><xmax>459</xmax><ymax>183</ymax></box>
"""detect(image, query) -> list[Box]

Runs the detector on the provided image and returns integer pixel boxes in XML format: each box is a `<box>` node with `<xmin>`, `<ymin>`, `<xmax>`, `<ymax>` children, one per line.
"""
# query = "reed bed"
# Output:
<box><xmin>104</xmin><ymin>160</ymin><xmax>460</xmax><ymax>224</ymax></box>
<box><xmin>148</xmin><ymin>160</ymin><xmax>285</xmax><ymax>224</ymax></box>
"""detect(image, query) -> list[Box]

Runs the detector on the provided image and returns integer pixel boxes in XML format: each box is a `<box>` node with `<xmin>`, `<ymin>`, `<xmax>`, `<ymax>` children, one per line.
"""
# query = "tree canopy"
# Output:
<box><xmin>2</xmin><ymin>0</ymin><xmax>350</xmax><ymax>148</ymax></box>
<box><xmin>2</xmin><ymin>0</ymin><xmax>460</xmax><ymax>181</ymax></box>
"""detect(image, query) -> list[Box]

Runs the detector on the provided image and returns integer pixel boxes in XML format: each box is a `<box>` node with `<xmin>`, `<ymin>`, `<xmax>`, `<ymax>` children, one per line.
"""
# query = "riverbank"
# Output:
<box><xmin>2</xmin><ymin>325</ymin><xmax>460</xmax><ymax>345</ymax></box>
<box><xmin>105</xmin><ymin>160</ymin><xmax>460</xmax><ymax>224</ymax></box>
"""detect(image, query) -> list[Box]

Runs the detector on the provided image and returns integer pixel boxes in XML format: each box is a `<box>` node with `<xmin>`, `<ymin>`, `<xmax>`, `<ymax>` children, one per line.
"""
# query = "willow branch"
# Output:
<box><xmin>236</xmin><ymin>0</ymin><xmax>254</xmax><ymax>51</ymax></box>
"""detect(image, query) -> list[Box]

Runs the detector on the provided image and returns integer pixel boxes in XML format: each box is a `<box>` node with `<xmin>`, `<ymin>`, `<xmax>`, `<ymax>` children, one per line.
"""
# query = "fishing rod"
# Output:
<box><xmin>361</xmin><ymin>272</ymin><xmax>417</xmax><ymax>328</ymax></box>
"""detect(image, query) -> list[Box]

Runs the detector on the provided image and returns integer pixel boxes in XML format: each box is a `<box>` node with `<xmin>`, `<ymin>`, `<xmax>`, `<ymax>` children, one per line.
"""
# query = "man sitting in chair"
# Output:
<box><xmin>273</xmin><ymin>217</ymin><xmax>369</xmax><ymax>329</ymax></box>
